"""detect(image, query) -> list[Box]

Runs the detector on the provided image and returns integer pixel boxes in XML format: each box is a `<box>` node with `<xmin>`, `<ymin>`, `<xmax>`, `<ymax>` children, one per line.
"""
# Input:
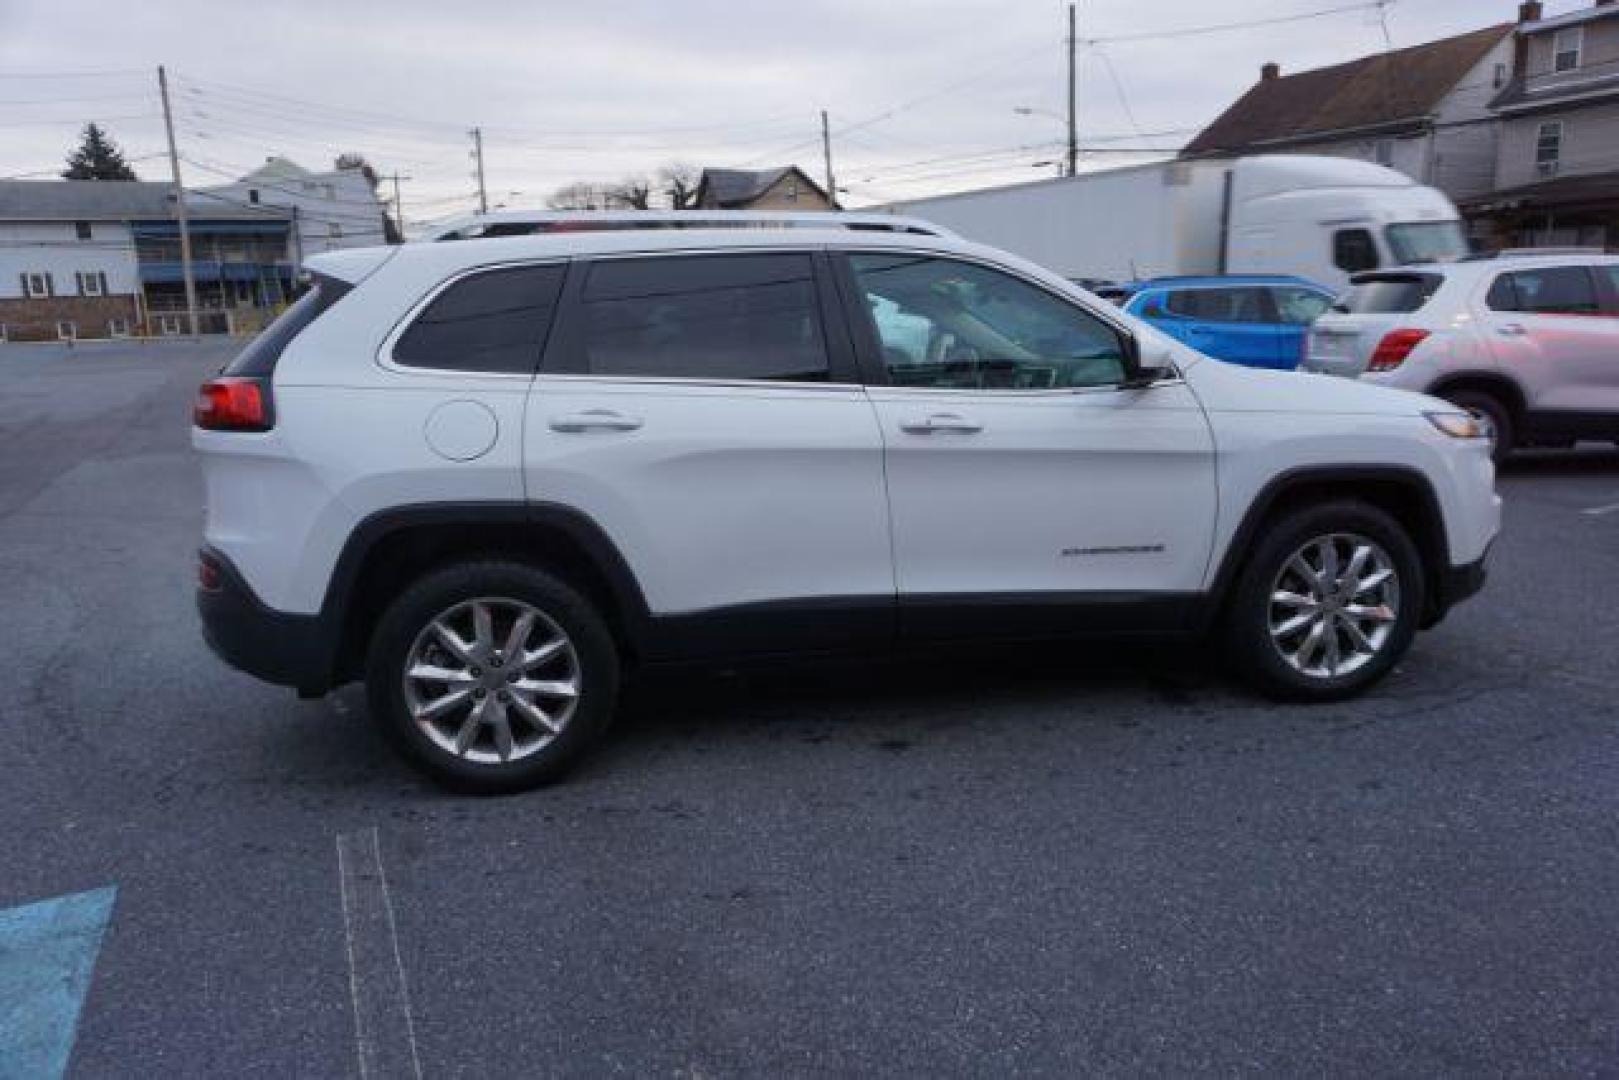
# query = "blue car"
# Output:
<box><xmin>1122</xmin><ymin>275</ymin><xmax>1335</xmax><ymax>370</ymax></box>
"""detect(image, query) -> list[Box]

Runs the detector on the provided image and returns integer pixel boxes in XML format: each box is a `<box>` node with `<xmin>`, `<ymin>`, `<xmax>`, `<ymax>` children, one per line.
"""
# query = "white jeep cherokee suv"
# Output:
<box><xmin>194</xmin><ymin>215</ymin><xmax>1499</xmax><ymax>791</ymax></box>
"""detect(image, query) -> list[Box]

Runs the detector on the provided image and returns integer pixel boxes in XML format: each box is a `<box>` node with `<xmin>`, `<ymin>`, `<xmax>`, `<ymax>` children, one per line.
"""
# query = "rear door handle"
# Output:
<box><xmin>548</xmin><ymin>408</ymin><xmax>643</xmax><ymax>433</ymax></box>
<box><xmin>900</xmin><ymin>412</ymin><xmax>983</xmax><ymax>434</ymax></box>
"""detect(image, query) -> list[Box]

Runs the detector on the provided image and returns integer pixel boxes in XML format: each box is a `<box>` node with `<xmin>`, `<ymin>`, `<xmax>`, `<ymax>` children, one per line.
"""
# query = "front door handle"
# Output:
<box><xmin>1496</xmin><ymin>323</ymin><xmax>1528</xmax><ymax>336</ymax></box>
<box><xmin>900</xmin><ymin>412</ymin><xmax>983</xmax><ymax>434</ymax></box>
<box><xmin>548</xmin><ymin>408</ymin><xmax>643</xmax><ymax>433</ymax></box>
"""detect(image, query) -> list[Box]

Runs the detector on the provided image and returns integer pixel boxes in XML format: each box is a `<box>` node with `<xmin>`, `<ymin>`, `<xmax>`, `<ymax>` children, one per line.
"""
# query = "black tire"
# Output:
<box><xmin>1223</xmin><ymin>500</ymin><xmax>1425</xmax><ymax>702</ymax></box>
<box><xmin>1441</xmin><ymin>389</ymin><xmax>1513</xmax><ymax>464</ymax></box>
<box><xmin>364</xmin><ymin>560</ymin><xmax>619</xmax><ymax>793</ymax></box>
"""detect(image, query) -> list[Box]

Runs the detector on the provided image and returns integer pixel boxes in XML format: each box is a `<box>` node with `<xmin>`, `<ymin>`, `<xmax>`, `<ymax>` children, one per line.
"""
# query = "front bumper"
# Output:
<box><xmin>196</xmin><ymin>547</ymin><xmax>337</xmax><ymax>695</ymax></box>
<box><xmin>1422</xmin><ymin>546</ymin><xmax>1490</xmax><ymax>627</ymax></box>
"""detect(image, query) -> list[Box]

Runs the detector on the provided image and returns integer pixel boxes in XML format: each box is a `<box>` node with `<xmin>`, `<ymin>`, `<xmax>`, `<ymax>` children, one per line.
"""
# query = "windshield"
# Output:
<box><xmin>1385</xmin><ymin>221</ymin><xmax>1469</xmax><ymax>265</ymax></box>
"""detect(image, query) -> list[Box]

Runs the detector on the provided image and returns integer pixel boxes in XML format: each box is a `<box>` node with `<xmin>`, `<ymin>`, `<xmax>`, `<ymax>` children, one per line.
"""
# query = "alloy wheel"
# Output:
<box><xmin>1267</xmin><ymin>533</ymin><xmax>1401</xmax><ymax>680</ymax></box>
<box><xmin>402</xmin><ymin>597</ymin><xmax>581</xmax><ymax>765</ymax></box>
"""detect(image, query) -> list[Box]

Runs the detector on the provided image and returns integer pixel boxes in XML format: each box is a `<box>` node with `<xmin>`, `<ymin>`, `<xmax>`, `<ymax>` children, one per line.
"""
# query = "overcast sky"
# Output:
<box><xmin>0</xmin><ymin>0</ymin><xmax>1582</xmax><ymax>227</ymax></box>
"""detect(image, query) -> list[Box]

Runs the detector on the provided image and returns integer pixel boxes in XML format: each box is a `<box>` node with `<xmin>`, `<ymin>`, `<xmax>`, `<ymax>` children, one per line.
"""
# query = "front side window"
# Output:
<box><xmin>394</xmin><ymin>263</ymin><xmax>565</xmax><ymax>373</ymax></box>
<box><xmin>1385</xmin><ymin>221</ymin><xmax>1468</xmax><ymax>265</ymax></box>
<box><xmin>1333</xmin><ymin>229</ymin><xmax>1380</xmax><ymax>274</ymax></box>
<box><xmin>579</xmin><ymin>253</ymin><xmax>829</xmax><ymax>382</ymax></box>
<box><xmin>1163</xmin><ymin>286</ymin><xmax>1271</xmax><ymax>324</ymax></box>
<box><xmin>1554</xmin><ymin>27</ymin><xmax>1582</xmax><ymax>72</ymax></box>
<box><xmin>1272</xmin><ymin>286</ymin><xmax>1333</xmax><ymax>325</ymax></box>
<box><xmin>849</xmin><ymin>253</ymin><xmax>1127</xmax><ymax>390</ymax></box>
<box><xmin>1536</xmin><ymin>122</ymin><xmax>1562</xmax><ymax>170</ymax></box>
<box><xmin>1486</xmin><ymin>266</ymin><xmax>1600</xmax><ymax>315</ymax></box>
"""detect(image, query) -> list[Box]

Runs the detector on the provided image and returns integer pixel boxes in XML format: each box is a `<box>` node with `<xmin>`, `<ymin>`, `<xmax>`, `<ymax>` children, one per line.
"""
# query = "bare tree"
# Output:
<box><xmin>604</xmin><ymin>175</ymin><xmax>653</xmax><ymax>210</ymax></box>
<box><xmin>658</xmin><ymin>162</ymin><xmax>701</xmax><ymax>209</ymax></box>
<box><xmin>546</xmin><ymin>182</ymin><xmax>607</xmax><ymax>210</ymax></box>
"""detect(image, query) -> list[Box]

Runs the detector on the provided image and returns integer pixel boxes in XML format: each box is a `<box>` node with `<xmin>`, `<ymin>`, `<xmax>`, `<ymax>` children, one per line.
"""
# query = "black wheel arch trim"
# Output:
<box><xmin>1202</xmin><ymin>464</ymin><xmax>1455</xmax><ymax>629</ymax></box>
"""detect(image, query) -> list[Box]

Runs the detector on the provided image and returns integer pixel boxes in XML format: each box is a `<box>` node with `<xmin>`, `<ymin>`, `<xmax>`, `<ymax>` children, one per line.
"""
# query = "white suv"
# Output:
<box><xmin>193</xmin><ymin>215</ymin><xmax>1500</xmax><ymax>791</ymax></box>
<box><xmin>1303</xmin><ymin>252</ymin><xmax>1619</xmax><ymax>459</ymax></box>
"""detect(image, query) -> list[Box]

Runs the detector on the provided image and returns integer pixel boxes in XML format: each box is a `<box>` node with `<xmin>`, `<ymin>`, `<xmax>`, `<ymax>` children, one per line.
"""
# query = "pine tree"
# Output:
<box><xmin>61</xmin><ymin>123</ymin><xmax>138</xmax><ymax>181</ymax></box>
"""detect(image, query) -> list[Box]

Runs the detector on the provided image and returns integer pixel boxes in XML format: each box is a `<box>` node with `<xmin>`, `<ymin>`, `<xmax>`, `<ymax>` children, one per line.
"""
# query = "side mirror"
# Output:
<box><xmin>1121</xmin><ymin>337</ymin><xmax>1176</xmax><ymax>389</ymax></box>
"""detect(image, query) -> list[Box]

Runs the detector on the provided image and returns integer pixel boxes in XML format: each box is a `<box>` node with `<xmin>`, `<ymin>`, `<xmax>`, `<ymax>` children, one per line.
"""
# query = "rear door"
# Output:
<box><xmin>1480</xmin><ymin>264</ymin><xmax>1619</xmax><ymax>419</ymax></box>
<box><xmin>525</xmin><ymin>249</ymin><xmax>894</xmax><ymax>657</ymax></box>
<box><xmin>1163</xmin><ymin>286</ymin><xmax>1282</xmax><ymax>368</ymax></box>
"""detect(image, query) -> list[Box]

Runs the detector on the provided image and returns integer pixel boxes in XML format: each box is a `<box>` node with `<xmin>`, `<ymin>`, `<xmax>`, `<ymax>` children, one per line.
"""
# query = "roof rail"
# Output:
<box><xmin>423</xmin><ymin>209</ymin><xmax>956</xmax><ymax>242</ymax></box>
<box><xmin>1493</xmin><ymin>246</ymin><xmax>1610</xmax><ymax>257</ymax></box>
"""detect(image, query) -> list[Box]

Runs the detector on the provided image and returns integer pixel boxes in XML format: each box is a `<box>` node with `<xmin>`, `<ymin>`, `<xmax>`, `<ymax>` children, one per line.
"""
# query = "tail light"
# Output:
<box><xmin>194</xmin><ymin>376</ymin><xmax>273</xmax><ymax>431</ymax></box>
<box><xmin>1367</xmin><ymin>329</ymin><xmax>1430</xmax><ymax>372</ymax></box>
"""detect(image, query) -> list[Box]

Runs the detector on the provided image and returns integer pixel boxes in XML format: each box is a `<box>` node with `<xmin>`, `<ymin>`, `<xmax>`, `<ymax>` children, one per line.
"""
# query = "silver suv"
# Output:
<box><xmin>1303</xmin><ymin>253</ymin><xmax>1619</xmax><ymax>459</ymax></box>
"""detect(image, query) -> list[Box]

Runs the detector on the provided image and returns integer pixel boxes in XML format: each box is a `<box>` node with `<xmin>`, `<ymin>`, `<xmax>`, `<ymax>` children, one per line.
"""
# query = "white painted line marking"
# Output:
<box><xmin>336</xmin><ymin>827</ymin><xmax>424</xmax><ymax>1080</ymax></box>
<box><xmin>1581</xmin><ymin>501</ymin><xmax>1619</xmax><ymax>517</ymax></box>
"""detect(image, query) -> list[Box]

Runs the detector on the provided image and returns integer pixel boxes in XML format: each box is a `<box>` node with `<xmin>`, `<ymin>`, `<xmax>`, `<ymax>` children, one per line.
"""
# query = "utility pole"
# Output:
<box><xmin>157</xmin><ymin>65</ymin><xmax>199</xmax><ymax>336</ymax></box>
<box><xmin>1066</xmin><ymin>2</ymin><xmax>1079</xmax><ymax>179</ymax></box>
<box><xmin>820</xmin><ymin>109</ymin><xmax>837</xmax><ymax>209</ymax></box>
<box><xmin>387</xmin><ymin>171</ymin><xmax>411</xmax><ymax>241</ymax></box>
<box><xmin>470</xmin><ymin>128</ymin><xmax>488</xmax><ymax>214</ymax></box>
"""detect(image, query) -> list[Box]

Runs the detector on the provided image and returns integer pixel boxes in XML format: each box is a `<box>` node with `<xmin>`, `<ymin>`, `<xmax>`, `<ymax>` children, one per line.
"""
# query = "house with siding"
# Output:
<box><xmin>693</xmin><ymin>167</ymin><xmax>835</xmax><ymax>211</ymax></box>
<box><xmin>1466</xmin><ymin>0</ymin><xmax>1619</xmax><ymax>247</ymax></box>
<box><xmin>1181</xmin><ymin>21</ymin><xmax>1516</xmax><ymax>209</ymax></box>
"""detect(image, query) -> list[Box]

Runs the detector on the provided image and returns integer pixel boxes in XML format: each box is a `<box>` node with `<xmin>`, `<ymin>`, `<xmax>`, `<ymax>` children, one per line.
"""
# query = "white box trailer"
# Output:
<box><xmin>890</xmin><ymin>154</ymin><xmax>1468</xmax><ymax>293</ymax></box>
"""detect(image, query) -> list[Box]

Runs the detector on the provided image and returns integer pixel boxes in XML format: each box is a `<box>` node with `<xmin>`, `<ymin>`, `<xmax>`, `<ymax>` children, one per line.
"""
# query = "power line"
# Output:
<box><xmin>1084</xmin><ymin>0</ymin><xmax>1386</xmax><ymax>45</ymax></box>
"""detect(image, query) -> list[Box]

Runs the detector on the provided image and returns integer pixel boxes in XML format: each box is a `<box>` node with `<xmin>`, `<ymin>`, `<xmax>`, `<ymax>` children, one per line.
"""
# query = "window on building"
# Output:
<box><xmin>107</xmin><ymin>318</ymin><xmax>130</xmax><ymax>338</ymax></box>
<box><xmin>1494</xmin><ymin>62</ymin><xmax>1508</xmax><ymax>88</ymax></box>
<box><xmin>322</xmin><ymin>183</ymin><xmax>336</xmax><ymax>199</ymax></box>
<box><xmin>159</xmin><ymin>315</ymin><xmax>183</xmax><ymax>335</ymax></box>
<box><xmin>1553</xmin><ymin>27</ymin><xmax>1582</xmax><ymax>73</ymax></box>
<box><xmin>1333</xmin><ymin>229</ymin><xmax>1380</xmax><ymax>274</ymax></box>
<box><xmin>56</xmin><ymin>321</ymin><xmax>77</xmax><ymax>341</ymax></box>
<box><xmin>22</xmin><ymin>272</ymin><xmax>51</xmax><ymax>298</ymax></box>
<box><xmin>74</xmin><ymin>220</ymin><xmax>92</xmax><ymax>240</ymax></box>
<box><xmin>394</xmin><ymin>263</ymin><xmax>566</xmax><ymax>373</ymax></box>
<box><xmin>1374</xmin><ymin>138</ymin><xmax>1394</xmax><ymax>167</ymax></box>
<box><xmin>328</xmin><ymin>223</ymin><xmax>343</xmax><ymax>239</ymax></box>
<box><xmin>1485</xmin><ymin>266</ymin><xmax>1600</xmax><ymax>314</ymax></box>
<box><xmin>580</xmin><ymin>253</ymin><xmax>831</xmax><ymax>382</ymax></box>
<box><xmin>248</xmin><ymin>189</ymin><xmax>261</xmax><ymax>204</ymax></box>
<box><xmin>786</xmin><ymin>179</ymin><xmax>799</xmax><ymax>201</ymax></box>
<box><xmin>76</xmin><ymin>271</ymin><xmax>107</xmax><ymax>297</ymax></box>
<box><xmin>1536</xmin><ymin>121</ymin><xmax>1562</xmax><ymax>174</ymax></box>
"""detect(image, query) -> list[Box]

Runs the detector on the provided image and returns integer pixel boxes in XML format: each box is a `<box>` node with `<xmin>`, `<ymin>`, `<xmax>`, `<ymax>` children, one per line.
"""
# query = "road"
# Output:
<box><xmin>1</xmin><ymin>340</ymin><xmax>1616</xmax><ymax>1076</ymax></box>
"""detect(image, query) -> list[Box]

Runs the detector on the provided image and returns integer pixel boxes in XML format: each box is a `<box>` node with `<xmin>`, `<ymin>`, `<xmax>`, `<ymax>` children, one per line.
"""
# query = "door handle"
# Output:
<box><xmin>1496</xmin><ymin>323</ymin><xmax>1528</xmax><ymax>336</ymax></box>
<box><xmin>900</xmin><ymin>412</ymin><xmax>983</xmax><ymax>434</ymax></box>
<box><xmin>548</xmin><ymin>408</ymin><xmax>643</xmax><ymax>433</ymax></box>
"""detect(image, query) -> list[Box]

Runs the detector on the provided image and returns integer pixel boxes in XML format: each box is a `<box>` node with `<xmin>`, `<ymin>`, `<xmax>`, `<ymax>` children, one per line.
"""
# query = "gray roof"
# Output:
<box><xmin>0</xmin><ymin>179</ymin><xmax>173</xmax><ymax>220</ymax></box>
<box><xmin>696</xmin><ymin>166</ymin><xmax>827</xmax><ymax>208</ymax></box>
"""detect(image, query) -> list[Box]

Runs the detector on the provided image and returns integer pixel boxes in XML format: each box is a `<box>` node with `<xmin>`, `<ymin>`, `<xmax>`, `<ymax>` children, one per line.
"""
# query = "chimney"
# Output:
<box><xmin>1261</xmin><ymin>62</ymin><xmax>1281</xmax><ymax>81</ymax></box>
<box><xmin>1518</xmin><ymin>1</ymin><xmax>1542</xmax><ymax>21</ymax></box>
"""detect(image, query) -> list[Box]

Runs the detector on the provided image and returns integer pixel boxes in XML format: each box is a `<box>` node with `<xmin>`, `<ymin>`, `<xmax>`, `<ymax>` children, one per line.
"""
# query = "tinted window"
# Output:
<box><xmin>1163</xmin><ymin>286</ymin><xmax>1271</xmax><ymax>323</ymax></box>
<box><xmin>849</xmin><ymin>254</ymin><xmax>1127</xmax><ymax>390</ymax></box>
<box><xmin>1485</xmin><ymin>267</ymin><xmax>1599</xmax><ymax>315</ymax></box>
<box><xmin>1334</xmin><ymin>229</ymin><xmax>1380</xmax><ymax>273</ymax></box>
<box><xmin>224</xmin><ymin>275</ymin><xmax>351</xmax><ymax>376</ymax></box>
<box><xmin>1336</xmin><ymin>273</ymin><xmax>1442</xmax><ymax>314</ymax></box>
<box><xmin>580</xmin><ymin>253</ymin><xmax>828</xmax><ymax>382</ymax></box>
<box><xmin>395</xmin><ymin>264</ymin><xmax>565</xmax><ymax>373</ymax></box>
<box><xmin>1272</xmin><ymin>286</ymin><xmax>1333</xmax><ymax>325</ymax></box>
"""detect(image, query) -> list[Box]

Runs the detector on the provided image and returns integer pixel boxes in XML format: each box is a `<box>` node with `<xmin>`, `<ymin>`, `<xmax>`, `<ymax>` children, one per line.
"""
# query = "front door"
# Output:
<box><xmin>839</xmin><ymin>251</ymin><xmax>1217</xmax><ymax>640</ymax></box>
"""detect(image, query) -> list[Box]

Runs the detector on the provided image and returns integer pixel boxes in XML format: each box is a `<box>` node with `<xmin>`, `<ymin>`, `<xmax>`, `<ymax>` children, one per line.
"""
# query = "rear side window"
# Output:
<box><xmin>1336</xmin><ymin>273</ymin><xmax>1442</xmax><ymax>314</ymax></box>
<box><xmin>224</xmin><ymin>275</ymin><xmax>350</xmax><ymax>376</ymax></box>
<box><xmin>394</xmin><ymin>263</ymin><xmax>565</xmax><ymax>373</ymax></box>
<box><xmin>1271</xmin><ymin>286</ymin><xmax>1333</xmax><ymax>325</ymax></box>
<box><xmin>1163</xmin><ymin>286</ymin><xmax>1271</xmax><ymax>323</ymax></box>
<box><xmin>1485</xmin><ymin>266</ymin><xmax>1600</xmax><ymax>315</ymax></box>
<box><xmin>578</xmin><ymin>253</ymin><xmax>829</xmax><ymax>382</ymax></box>
<box><xmin>1333</xmin><ymin>229</ymin><xmax>1380</xmax><ymax>274</ymax></box>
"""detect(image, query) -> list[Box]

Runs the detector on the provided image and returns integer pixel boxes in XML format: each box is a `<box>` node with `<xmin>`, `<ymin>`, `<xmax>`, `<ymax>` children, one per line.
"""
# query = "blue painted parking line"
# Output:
<box><xmin>0</xmin><ymin>886</ymin><xmax>116</xmax><ymax>1080</ymax></box>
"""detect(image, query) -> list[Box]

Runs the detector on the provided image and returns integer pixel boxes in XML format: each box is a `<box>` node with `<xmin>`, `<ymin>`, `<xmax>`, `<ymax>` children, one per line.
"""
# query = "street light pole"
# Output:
<box><xmin>1066</xmin><ymin>2</ymin><xmax>1078</xmax><ymax>178</ymax></box>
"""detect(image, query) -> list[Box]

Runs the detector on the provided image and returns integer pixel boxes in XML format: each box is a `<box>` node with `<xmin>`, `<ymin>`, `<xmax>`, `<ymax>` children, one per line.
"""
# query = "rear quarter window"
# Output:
<box><xmin>223</xmin><ymin>275</ymin><xmax>350</xmax><ymax>376</ymax></box>
<box><xmin>1336</xmin><ymin>273</ymin><xmax>1442</xmax><ymax>314</ymax></box>
<box><xmin>394</xmin><ymin>263</ymin><xmax>566</xmax><ymax>373</ymax></box>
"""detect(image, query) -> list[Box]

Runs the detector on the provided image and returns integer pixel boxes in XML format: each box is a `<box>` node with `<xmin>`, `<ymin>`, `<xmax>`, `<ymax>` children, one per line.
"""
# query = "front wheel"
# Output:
<box><xmin>365</xmin><ymin>561</ymin><xmax>620</xmax><ymax>792</ymax></box>
<box><xmin>1223</xmin><ymin>501</ymin><xmax>1425</xmax><ymax>701</ymax></box>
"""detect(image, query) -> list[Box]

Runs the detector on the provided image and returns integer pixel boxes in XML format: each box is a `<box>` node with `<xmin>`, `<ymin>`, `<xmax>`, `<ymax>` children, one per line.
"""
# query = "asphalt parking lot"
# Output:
<box><xmin>2</xmin><ymin>339</ymin><xmax>1616</xmax><ymax>1077</ymax></box>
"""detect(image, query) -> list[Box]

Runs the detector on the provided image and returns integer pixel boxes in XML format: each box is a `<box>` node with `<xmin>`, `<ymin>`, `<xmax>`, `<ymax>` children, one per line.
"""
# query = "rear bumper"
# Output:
<box><xmin>196</xmin><ymin>547</ymin><xmax>337</xmax><ymax>694</ymax></box>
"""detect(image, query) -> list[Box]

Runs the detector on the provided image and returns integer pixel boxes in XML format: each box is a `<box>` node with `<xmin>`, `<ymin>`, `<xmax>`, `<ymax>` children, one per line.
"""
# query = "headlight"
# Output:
<box><xmin>1424</xmin><ymin>411</ymin><xmax>1483</xmax><ymax>439</ymax></box>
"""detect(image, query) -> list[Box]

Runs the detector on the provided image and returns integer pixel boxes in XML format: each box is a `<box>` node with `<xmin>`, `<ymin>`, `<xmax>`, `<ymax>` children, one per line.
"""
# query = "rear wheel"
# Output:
<box><xmin>365</xmin><ymin>561</ymin><xmax>619</xmax><ymax>792</ymax></box>
<box><xmin>1441</xmin><ymin>389</ymin><xmax>1512</xmax><ymax>463</ymax></box>
<box><xmin>1224</xmin><ymin>500</ymin><xmax>1424</xmax><ymax>701</ymax></box>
